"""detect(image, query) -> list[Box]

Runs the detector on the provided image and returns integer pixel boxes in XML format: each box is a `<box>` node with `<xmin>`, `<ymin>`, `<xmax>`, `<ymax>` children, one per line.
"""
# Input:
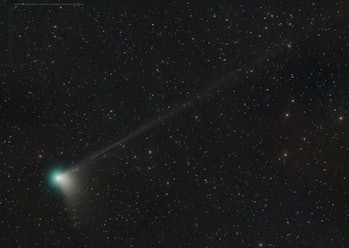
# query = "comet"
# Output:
<box><xmin>50</xmin><ymin>46</ymin><xmax>279</xmax><ymax>194</ymax></box>
<box><xmin>49</xmin><ymin>168</ymin><xmax>78</xmax><ymax>197</ymax></box>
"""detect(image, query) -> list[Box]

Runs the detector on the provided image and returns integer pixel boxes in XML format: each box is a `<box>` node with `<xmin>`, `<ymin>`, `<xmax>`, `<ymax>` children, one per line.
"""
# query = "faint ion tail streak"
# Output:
<box><xmin>84</xmin><ymin>49</ymin><xmax>277</xmax><ymax>164</ymax></box>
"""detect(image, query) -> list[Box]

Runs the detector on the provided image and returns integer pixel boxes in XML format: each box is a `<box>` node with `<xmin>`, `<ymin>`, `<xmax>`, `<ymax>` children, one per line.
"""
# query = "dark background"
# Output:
<box><xmin>0</xmin><ymin>0</ymin><xmax>348</xmax><ymax>247</ymax></box>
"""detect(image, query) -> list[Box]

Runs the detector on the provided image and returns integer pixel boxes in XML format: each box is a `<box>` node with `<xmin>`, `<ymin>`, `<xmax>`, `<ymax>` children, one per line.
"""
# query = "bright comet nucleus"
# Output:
<box><xmin>49</xmin><ymin>168</ymin><xmax>73</xmax><ymax>191</ymax></box>
<box><xmin>48</xmin><ymin>167</ymin><xmax>80</xmax><ymax>203</ymax></box>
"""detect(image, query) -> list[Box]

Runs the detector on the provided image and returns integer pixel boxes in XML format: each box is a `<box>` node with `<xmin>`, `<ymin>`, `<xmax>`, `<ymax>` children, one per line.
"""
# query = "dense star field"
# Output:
<box><xmin>1</xmin><ymin>1</ymin><xmax>348</xmax><ymax>247</ymax></box>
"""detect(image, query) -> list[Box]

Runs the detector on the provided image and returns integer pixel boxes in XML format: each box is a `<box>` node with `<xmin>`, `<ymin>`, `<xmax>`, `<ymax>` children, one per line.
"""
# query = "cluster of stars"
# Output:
<box><xmin>1</xmin><ymin>1</ymin><xmax>348</xmax><ymax>247</ymax></box>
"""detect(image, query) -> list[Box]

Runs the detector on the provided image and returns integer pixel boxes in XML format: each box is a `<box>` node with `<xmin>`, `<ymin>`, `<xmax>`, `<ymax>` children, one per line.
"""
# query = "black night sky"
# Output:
<box><xmin>1</xmin><ymin>1</ymin><xmax>349</xmax><ymax>247</ymax></box>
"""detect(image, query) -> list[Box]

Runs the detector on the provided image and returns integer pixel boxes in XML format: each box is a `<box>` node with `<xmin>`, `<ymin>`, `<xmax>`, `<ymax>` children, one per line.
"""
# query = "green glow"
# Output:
<box><xmin>49</xmin><ymin>168</ymin><xmax>65</xmax><ymax>189</ymax></box>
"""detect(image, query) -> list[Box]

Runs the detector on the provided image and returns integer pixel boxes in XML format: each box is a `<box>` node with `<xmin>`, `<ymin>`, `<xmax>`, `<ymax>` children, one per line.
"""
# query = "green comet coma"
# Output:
<box><xmin>49</xmin><ymin>168</ymin><xmax>65</xmax><ymax>189</ymax></box>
